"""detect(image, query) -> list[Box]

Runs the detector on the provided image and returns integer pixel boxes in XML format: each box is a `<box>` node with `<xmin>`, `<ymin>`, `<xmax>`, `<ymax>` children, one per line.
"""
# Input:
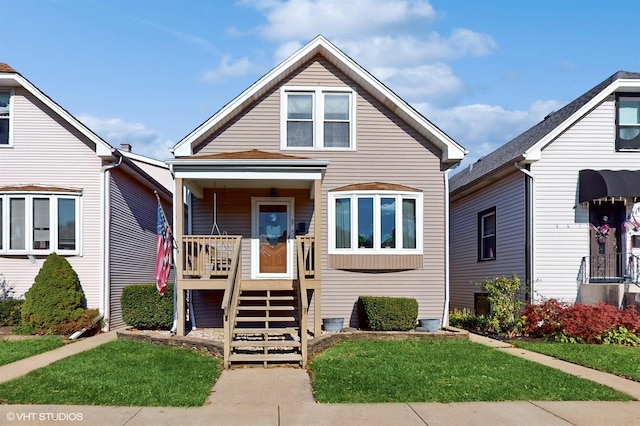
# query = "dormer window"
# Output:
<box><xmin>616</xmin><ymin>94</ymin><xmax>640</xmax><ymax>151</ymax></box>
<box><xmin>281</xmin><ymin>86</ymin><xmax>355</xmax><ymax>150</ymax></box>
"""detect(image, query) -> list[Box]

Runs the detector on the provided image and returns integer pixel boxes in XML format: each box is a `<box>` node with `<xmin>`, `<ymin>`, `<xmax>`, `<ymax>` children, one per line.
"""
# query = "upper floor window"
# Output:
<box><xmin>478</xmin><ymin>207</ymin><xmax>496</xmax><ymax>261</ymax></box>
<box><xmin>616</xmin><ymin>94</ymin><xmax>640</xmax><ymax>151</ymax></box>
<box><xmin>0</xmin><ymin>191</ymin><xmax>81</xmax><ymax>255</ymax></box>
<box><xmin>0</xmin><ymin>91</ymin><xmax>12</xmax><ymax>147</ymax></box>
<box><xmin>281</xmin><ymin>87</ymin><xmax>355</xmax><ymax>150</ymax></box>
<box><xmin>328</xmin><ymin>190</ymin><xmax>422</xmax><ymax>254</ymax></box>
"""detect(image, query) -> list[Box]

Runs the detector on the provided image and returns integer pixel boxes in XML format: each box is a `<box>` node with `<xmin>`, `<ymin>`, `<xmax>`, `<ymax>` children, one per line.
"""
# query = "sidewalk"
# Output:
<box><xmin>1</xmin><ymin>331</ymin><xmax>640</xmax><ymax>425</ymax></box>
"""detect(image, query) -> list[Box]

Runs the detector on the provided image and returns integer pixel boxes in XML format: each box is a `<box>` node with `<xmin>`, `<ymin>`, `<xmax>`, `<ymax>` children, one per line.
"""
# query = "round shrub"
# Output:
<box><xmin>21</xmin><ymin>253</ymin><xmax>86</xmax><ymax>334</ymax></box>
<box><xmin>121</xmin><ymin>283</ymin><xmax>174</xmax><ymax>330</ymax></box>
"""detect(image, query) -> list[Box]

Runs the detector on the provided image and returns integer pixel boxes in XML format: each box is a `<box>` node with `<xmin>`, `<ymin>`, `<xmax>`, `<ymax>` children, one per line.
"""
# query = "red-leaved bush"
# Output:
<box><xmin>522</xmin><ymin>299</ymin><xmax>640</xmax><ymax>343</ymax></box>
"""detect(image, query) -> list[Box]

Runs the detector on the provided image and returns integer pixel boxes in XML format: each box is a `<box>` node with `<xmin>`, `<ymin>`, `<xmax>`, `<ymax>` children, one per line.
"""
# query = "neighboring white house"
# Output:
<box><xmin>449</xmin><ymin>71</ymin><xmax>640</xmax><ymax>313</ymax></box>
<box><xmin>0</xmin><ymin>63</ymin><xmax>172</xmax><ymax>330</ymax></box>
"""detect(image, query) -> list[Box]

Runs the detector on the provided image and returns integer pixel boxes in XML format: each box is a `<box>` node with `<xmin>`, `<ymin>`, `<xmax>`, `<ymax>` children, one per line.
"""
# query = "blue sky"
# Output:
<box><xmin>2</xmin><ymin>0</ymin><xmax>640</xmax><ymax>170</ymax></box>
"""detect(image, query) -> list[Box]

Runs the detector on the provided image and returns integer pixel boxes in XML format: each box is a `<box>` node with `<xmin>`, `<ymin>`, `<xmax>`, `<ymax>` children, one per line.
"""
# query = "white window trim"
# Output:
<box><xmin>280</xmin><ymin>86</ymin><xmax>356</xmax><ymax>151</ymax></box>
<box><xmin>0</xmin><ymin>192</ymin><xmax>81</xmax><ymax>255</ymax></box>
<box><xmin>0</xmin><ymin>89</ymin><xmax>15</xmax><ymax>148</ymax></box>
<box><xmin>328</xmin><ymin>190</ymin><xmax>423</xmax><ymax>255</ymax></box>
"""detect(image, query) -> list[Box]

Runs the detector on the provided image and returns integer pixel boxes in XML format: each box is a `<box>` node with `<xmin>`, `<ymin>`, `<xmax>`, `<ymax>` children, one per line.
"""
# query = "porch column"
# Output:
<box><xmin>175</xmin><ymin>178</ymin><xmax>186</xmax><ymax>336</ymax></box>
<box><xmin>314</xmin><ymin>178</ymin><xmax>322</xmax><ymax>335</ymax></box>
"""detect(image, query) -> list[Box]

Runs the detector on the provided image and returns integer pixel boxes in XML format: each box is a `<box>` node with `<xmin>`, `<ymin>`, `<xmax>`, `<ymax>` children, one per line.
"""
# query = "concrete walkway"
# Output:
<box><xmin>1</xmin><ymin>331</ymin><xmax>640</xmax><ymax>425</ymax></box>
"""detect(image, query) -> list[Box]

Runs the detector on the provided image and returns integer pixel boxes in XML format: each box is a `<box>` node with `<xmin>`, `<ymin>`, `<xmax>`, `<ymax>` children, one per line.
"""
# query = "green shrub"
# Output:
<box><xmin>121</xmin><ymin>284</ymin><xmax>174</xmax><ymax>330</ymax></box>
<box><xmin>477</xmin><ymin>274</ymin><xmax>524</xmax><ymax>337</ymax></box>
<box><xmin>21</xmin><ymin>253</ymin><xmax>87</xmax><ymax>334</ymax></box>
<box><xmin>0</xmin><ymin>299</ymin><xmax>24</xmax><ymax>326</ymax></box>
<box><xmin>449</xmin><ymin>308</ymin><xmax>490</xmax><ymax>331</ymax></box>
<box><xmin>357</xmin><ymin>296</ymin><xmax>418</xmax><ymax>331</ymax></box>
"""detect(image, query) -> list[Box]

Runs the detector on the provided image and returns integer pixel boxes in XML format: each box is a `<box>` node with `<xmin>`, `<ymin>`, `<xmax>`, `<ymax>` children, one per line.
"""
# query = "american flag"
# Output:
<box><xmin>154</xmin><ymin>200</ymin><xmax>172</xmax><ymax>295</ymax></box>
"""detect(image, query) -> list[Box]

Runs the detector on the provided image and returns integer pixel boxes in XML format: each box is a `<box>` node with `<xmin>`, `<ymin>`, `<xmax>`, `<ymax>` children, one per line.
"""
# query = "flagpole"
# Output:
<box><xmin>154</xmin><ymin>191</ymin><xmax>178</xmax><ymax>335</ymax></box>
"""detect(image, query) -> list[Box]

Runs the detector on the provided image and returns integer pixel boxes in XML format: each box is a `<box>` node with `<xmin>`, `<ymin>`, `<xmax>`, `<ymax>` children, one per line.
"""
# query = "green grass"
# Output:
<box><xmin>512</xmin><ymin>340</ymin><xmax>640</xmax><ymax>381</ymax></box>
<box><xmin>0</xmin><ymin>339</ymin><xmax>221</xmax><ymax>407</ymax></box>
<box><xmin>308</xmin><ymin>339</ymin><xmax>632</xmax><ymax>403</ymax></box>
<box><xmin>0</xmin><ymin>336</ymin><xmax>64</xmax><ymax>366</ymax></box>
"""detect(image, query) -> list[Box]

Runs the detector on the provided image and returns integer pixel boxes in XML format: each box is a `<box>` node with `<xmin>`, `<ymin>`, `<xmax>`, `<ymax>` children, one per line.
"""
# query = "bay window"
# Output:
<box><xmin>0</xmin><ymin>192</ymin><xmax>80</xmax><ymax>255</ymax></box>
<box><xmin>329</xmin><ymin>191</ymin><xmax>422</xmax><ymax>254</ymax></box>
<box><xmin>281</xmin><ymin>86</ymin><xmax>355</xmax><ymax>150</ymax></box>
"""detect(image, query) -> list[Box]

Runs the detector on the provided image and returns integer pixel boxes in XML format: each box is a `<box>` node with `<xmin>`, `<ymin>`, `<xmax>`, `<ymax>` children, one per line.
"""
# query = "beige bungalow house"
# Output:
<box><xmin>0</xmin><ymin>64</ymin><xmax>172</xmax><ymax>330</ymax></box>
<box><xmin>167</xmin><ymin>35</ymin><xmax>466</xmax><ymax>368</ymax></box>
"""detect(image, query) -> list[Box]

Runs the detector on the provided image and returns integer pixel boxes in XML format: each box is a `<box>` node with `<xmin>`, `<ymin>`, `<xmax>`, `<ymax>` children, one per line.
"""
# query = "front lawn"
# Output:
<box><xmin>308</xmin><ymin>339</ymin><xmax>632</xmax><ymax>403</ymax></box>
<box><xmin>0</xmin><ymin>336</ymin><xmax>64</xmax><ymax>366</ymax></box>
<box><xmin>0</xmin><ymin>339</ymin><xmax>221</xmax><ymax>407</ymax></box>
<box><xmin>512</xmin><ymin>340</ymin><xmax>640</xmax><ymax>381</ymax></box>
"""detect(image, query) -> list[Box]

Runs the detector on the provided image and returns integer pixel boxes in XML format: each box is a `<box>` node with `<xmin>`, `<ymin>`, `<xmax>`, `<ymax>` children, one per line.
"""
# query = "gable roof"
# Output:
<box><xmin>450</xmin><ymin>71</ymin><xmax>640</xmax><ymax>194</ymax></box>
<box><xmin>0</xmin><ymin>63</ymin><xmax>115</xmax><ymax>158</ymax></box>
<box><xmin>172</xmin><ymin>35</ymin><xmax>466</xmax><ymax>166</ymax></box>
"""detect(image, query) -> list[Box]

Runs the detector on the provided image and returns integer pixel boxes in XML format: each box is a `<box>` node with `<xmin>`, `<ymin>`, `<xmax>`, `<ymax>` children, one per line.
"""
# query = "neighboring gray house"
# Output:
<box><xmin>167</xmin><ymin>36</ymin><xmax>466</xmax><ymax>367</ymax></box>
<box><xmin>449</xmin><ymin>71</ymin><xmax>640</xmax><ymax>313</ymax></box>
<box><xmin>0</xmin><ymin>64</ymin><xmax>172</xmax><ymax>330</ymax></box>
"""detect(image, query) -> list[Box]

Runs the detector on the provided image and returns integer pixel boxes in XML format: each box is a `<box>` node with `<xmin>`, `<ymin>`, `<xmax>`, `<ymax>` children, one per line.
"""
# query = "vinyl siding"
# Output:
<box><xmin>0</xmin><ymin>87</ymin><xmax>102</xmax><ymax>309</ymax></box>
<box><xmin>108</xmin><ymin>169</ymin><xmax>166</xmax><ymax>329</ymax></box>
<box><xmin>449</xmin><ymin>170</ymin><xmax>526</xmax><ymax>311</ymax></box>
<box><xmin>531</xmin><ymin>96</ymin><xmax>640</xmax><ymax>302</ymax></box>
<box><xmin>190</xmin><ymin>57</ymin><xmax>448</xmax><ymax>325</ymax></box>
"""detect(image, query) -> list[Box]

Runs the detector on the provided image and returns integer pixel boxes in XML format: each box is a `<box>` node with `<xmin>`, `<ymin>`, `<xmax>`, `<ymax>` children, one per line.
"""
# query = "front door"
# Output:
<box><xmin>589</xmin><ymin>202</ymin><xmax>625</xmax><ymax>280</ymax></box>
<box><xmin>252</xmin><ymin>199</ymin><xmax>294</xmax><ymax>278</ymax></box>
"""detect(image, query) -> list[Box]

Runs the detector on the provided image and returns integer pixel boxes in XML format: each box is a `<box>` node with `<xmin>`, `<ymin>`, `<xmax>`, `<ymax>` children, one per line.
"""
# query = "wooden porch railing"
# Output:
<box><xmin>295</xmin><ymin>236</ymin><xmax>314</xmax><ymax>367</ymax></box>
<box><xmin>181</xmin><ymin>235</ymin><xmax>241</xmax><ymax>278</ymax></box>
<box><xmin>221</xmin><ymin>238</ymin><xmax>242</xmax><ymax>369</ymax></box>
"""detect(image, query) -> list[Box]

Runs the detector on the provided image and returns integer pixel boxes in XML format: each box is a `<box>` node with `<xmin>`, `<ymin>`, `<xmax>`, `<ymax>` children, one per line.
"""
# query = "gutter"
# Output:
<box><xmin>100</xmin><ymin>153</ymin><xmax>123</xmax><ymax>331</ymax></box>
<box><xmin>514</xmin><ymin>161</ymin><xmax>534</xmax><ymax>301</ymax></box>
<box><xmin>443</xmin><ymin>169</ymin><xmax>452</xmax><ymax>327</ymax></box>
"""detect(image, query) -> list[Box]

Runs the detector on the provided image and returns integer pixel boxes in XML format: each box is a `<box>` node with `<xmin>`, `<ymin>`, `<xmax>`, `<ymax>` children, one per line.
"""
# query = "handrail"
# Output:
<box><xmin>296</xmin><ymin>236</ymin><xmax>313</xmax><ymax>368</ymax></box>
<box><xmin>221</xmin><ymin>237</ymin><xmax>242</xmax><ymax>369</ymax></box>
<box><xmin>580</xmin><ymin>252</ymin><xmax>640</xmax><ymax>284</ymax></box>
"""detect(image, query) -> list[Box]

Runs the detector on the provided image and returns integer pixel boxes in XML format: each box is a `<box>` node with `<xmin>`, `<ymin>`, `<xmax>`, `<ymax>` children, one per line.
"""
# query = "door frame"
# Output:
<box><xmin>251</xmin><ymin>197</ymin><xmax>295</xmax><ymax>279</ymax></box>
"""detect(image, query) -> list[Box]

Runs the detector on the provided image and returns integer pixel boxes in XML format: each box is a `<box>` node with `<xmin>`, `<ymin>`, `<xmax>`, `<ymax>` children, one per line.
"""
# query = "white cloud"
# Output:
<box><xmin>372</xmin><ymin>63</ymin><xmax>467</xmax><ymax>106</ymax></box>
<box><xmin>415</xmin><ymin>99</ymin><xmax>565</xmax><ymax>169</ymax></box>
<box><xmin>201</xmin><ymin>55</ymin><xmax>253</xmax><ymax>82</ymax></box>
<box><xmin>78</xmin><ymin>115</ymin><xmax>174</xmax><ymax>160</ymax></box>
<box><xmin>337</xmin><ymin>33</ymin><xmax>497</xmax><ymax>69</ymax></box>
<box><xmin>254</xmin><ymin>0</ymin><xmax>436</xmax><ymax>41</ymax></box>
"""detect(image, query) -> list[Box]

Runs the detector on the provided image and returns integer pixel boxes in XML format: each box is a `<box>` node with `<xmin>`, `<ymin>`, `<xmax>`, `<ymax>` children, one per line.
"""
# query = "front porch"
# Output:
<box><xmin>175</xmin><ymin>234</ymin><xmax>319</xmax><ymax>368</ymax></box>
<box><xmin>168</xmin><ymin>151</ymin><xmax>328</xmax><ymax>369</ymax></box>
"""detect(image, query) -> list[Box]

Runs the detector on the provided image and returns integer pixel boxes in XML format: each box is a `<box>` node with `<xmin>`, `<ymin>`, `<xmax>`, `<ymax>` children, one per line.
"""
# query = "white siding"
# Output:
<box><xmin>0</xmin><ymin>88</ymin><xmax>102</xmax><ymax>309</ymax></box>
<box><xmin>450</xmin><ymin>170</ymin><xmax>526</xmax><ymax>311</ymax></box>
<box><xmin>531</xmin><ymin>96</ymin><xmax>640</xmax><ymax>302</ymax></box>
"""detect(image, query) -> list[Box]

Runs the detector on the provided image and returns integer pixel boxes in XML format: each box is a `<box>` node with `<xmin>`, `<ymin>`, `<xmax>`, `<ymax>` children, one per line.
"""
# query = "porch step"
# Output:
<box><xmin>237</xmin><ymin>305</ymin><xmax>295</xmax><ymax>311</ymax></box>
<box><xmin>239</xmin><ymin>295</ymin><xmax>295</xmax><ymax>301</ymax></box>
<box><xmin>230</xmin><ymin>340</ymin><xmax>301</xmax><ymax>348</ymax></box>
<box><xmin>235</xmin><ymin>316</ymin><xmax>297</xmax><ymax>323</ymax></box>
<box><xmin>228</xmin><ymin>353</ymin><xmax>303</xmax><ymax>363</ymax></box>
<box><xmin>232</xmin><ymin>327</ymin><xmax>298</xmax><ymax>335</ymax></box>
<box><xmin>228</xmin><ymin>287</ymin><xmax>302</xmax><ymax>368</ymax></box>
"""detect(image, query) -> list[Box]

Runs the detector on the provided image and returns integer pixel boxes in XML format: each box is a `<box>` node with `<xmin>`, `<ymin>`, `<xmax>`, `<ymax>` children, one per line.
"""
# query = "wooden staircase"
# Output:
<box><xmin>228</xmin><ymin>287</ymin><xmax>304</xmax><ymax>367</ymax></box>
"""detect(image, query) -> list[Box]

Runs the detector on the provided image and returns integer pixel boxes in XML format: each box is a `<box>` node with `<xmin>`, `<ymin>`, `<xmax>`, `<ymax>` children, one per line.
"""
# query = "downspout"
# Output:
<box><xmin>514</xmin><ymin>161</ymin><xmax>534</xmax><ymax>302</ymax></box>
<box><xmin>443</xmin><ymin>168</ymin><xmax>452</xmax><ymax>327</ymax></box>
<box><xmin>100</xmin><ymin>153</ymin><xmax>123</xmax><ymax>331</ymax></box>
